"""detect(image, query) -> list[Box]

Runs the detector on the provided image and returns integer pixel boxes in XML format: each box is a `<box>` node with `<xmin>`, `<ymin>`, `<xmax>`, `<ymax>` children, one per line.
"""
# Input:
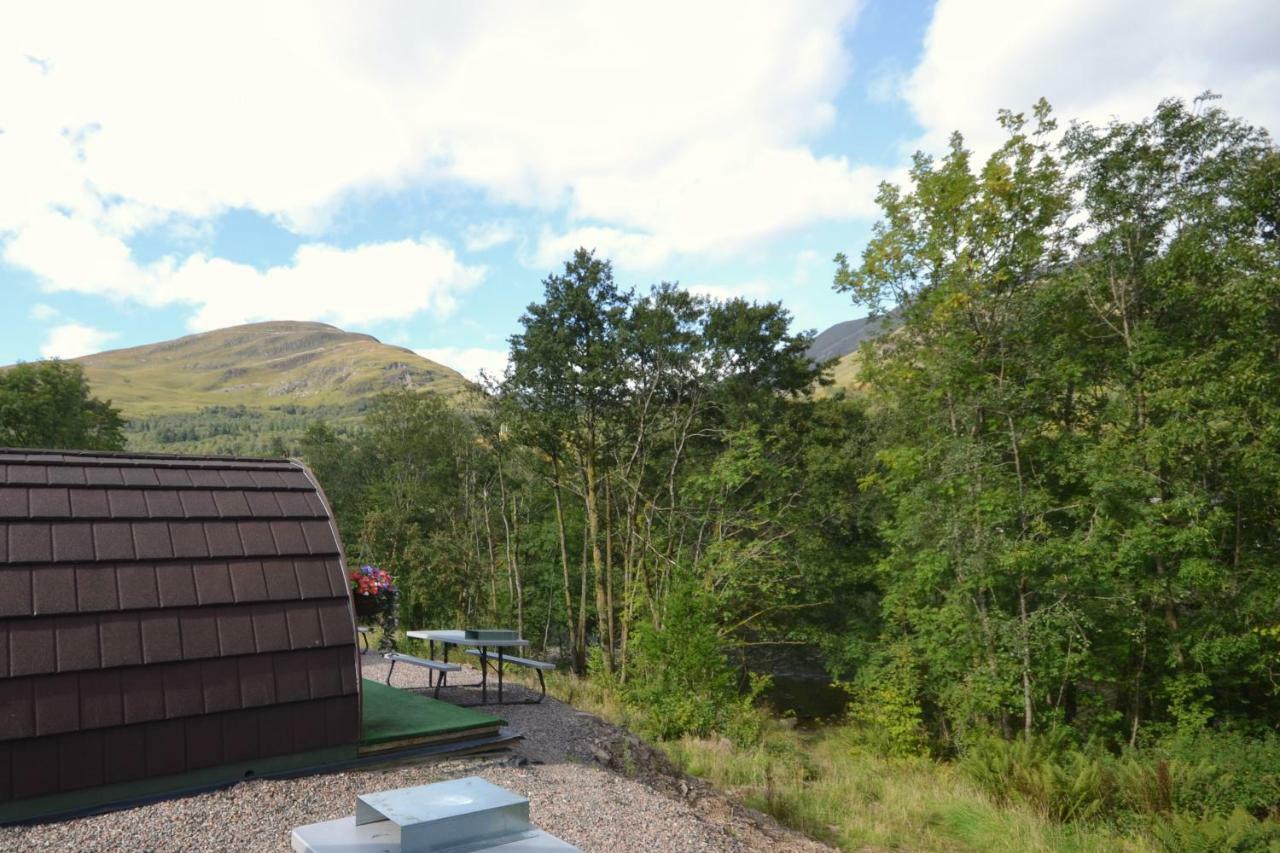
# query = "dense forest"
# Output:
<box><xmin>124</xmin><ymin>403</ymin><xmax>364</xmax><ymax>457</ymax></box>
<box><xmin>4</xmin><ymin>95</ymin><xmax>1277</xmax><ymax>848</ymax></box>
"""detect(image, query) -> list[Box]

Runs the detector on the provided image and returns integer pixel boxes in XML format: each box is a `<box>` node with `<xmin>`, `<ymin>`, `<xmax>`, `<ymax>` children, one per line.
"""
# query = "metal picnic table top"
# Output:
<box><xmin>406</xmin><ymin>629</ymin><xmax>529</xmax><ymax>648</ymax></box>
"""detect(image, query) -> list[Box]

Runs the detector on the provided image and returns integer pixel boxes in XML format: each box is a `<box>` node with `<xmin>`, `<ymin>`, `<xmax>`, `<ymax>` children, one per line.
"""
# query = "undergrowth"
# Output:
<box><xmin>538</xmin><ymin>669</ymin><xmax>1143</xmax><ymax>851</ymax></box>
<box><xmin>663</xmin><ymin>724</ymin><xmax>1145</xmax><ymax>852</ymax></box>
<box><xmin>412</xmin><ymin>644</ymin><xmax>1280</xmax><ymax>851</ymax></box>
<box><xmin>533</xmin><ymin>665</ymin><xmax>1280</xmax><ymax>852</ymax></box>
<box><xmin>960</xmin><ymin>729</ymin><xmax>1280</xmax><ymax>850</ymax></box>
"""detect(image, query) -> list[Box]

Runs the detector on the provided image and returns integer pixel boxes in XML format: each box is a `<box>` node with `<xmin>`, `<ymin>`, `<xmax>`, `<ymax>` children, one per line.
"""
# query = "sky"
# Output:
<box><xmin>1</xmin><ymin>1</ymin><xmax>1277</xmax><ymax>380</ymax></box>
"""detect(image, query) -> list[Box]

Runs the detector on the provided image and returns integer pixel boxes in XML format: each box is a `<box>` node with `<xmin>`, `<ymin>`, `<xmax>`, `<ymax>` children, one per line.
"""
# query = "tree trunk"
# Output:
<box><xmin>583</xmin><ymin>452</ymin><xmax>614</xmax><ymax>671</ymax></box>
<box><xmin>510</xmin><ymin>491</ymin><xmax>524</xmax><ymax>638</ymax></box>
<box><xmin>551</xmin><ymin>454</ymin><xmax>584</xmax><ymax>674</ymax></box>
<box><xmin>480</xmin><ymin>485</ymin><xmax>500</xmax><ymax>621</ymax></box>
<box><xmin>603</xmin><ymin>473</ymin><xmax>616</xmax><ymax>671</ymax></box>
<box><xmin>578</xmin><ymin>510</ymin><xmax>589</xmax><ymax>668</ymax></box>
<box><xmin>1019</xmin><ymin>578</ymin><xmax>1034</xmax><ymax>736</ymax></box>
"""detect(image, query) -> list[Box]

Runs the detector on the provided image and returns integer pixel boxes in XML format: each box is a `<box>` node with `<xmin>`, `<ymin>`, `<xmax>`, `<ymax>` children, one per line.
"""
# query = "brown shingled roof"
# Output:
<box><xmin>0</xmin><ymin>449</ymin><xmax>359</xmax><ymax>804</ymax></box>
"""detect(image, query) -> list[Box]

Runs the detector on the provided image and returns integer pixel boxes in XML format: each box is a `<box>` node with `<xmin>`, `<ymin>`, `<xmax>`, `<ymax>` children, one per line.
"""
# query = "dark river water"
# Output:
<box><xmin>760</xmin><ymin>676</ymin><xmax>850</xmax><ymax>724</ymax></box>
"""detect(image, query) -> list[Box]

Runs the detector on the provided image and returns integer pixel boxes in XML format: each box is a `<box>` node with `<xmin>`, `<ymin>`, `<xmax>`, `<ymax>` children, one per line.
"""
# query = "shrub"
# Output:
<box><xmin>1114</xmin><ymin>752</ymin><xmax>1182</xmax><ymax>816</ymax></box>
<box><xmin>1156</xmin><ymin>730</ymin><xmax>1280</xmax><ymax>819</ymax></box>
<box><xmin>961</xmin><ymin>727</ymin><xmax>1280</xmax><ymax>838</ymax></box>
<box><xmin>960</xmin><ymin>730</ymin><xmax>1114</xmax><ymax>823</ymax></box>
<box><xmin>1149</xmin><ymin>808</ymin><xmax>1280</xmax><ymax>852</ymax></box>
<box><xmin>842</xmin><ymin>642</ymin><xmax>928</xmax><ymax>757</ymax></box>
<box><xmin>620</xmin><ymin>582</ymin><xmax>766</xmax><ymax>743</ymax></box>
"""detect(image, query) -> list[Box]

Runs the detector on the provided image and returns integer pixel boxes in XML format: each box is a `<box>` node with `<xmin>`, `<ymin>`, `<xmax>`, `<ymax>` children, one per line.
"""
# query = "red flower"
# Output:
<box><xmin>349</xmin><ymin>564</ymin><xmax>396</xmax><ymax>596</ymax></box>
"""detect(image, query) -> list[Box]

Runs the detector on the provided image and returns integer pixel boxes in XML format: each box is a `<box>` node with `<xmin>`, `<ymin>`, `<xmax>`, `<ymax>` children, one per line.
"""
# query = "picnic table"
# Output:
<box><xmin>405</xmin><ymin>629</ymin><xmax>531</xmax><ymax>705</ymax></box>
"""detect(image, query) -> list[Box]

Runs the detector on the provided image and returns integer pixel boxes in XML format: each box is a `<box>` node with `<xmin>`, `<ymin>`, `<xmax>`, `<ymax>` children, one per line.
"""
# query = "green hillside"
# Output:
<box><xmin>70</xmin><ymin>321</ymin><xmax>473</xmax><ymax>455</ymax></box>
<box><xmin>816</xmin><ymin>349</ymin><xmax>862</xmax><ymax>397</ymax></box>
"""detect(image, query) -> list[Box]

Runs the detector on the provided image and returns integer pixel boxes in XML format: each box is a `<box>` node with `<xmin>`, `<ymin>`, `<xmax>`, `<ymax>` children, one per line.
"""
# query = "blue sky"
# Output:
<box><xmin>2</xmin><ymin>1</ymin><xmax>1276</xmax><ymax>379</ymax></box>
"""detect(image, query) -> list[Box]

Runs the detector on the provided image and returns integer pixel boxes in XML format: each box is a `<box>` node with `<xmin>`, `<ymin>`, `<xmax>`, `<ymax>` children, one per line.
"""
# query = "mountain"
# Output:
<box><xmin>808</xmin><ymin>312</ymin><xmax>899</xmax><ymax>395</ymax></box>
<box><xmin>70</xmin><ymin>321</ymin><xmax>472</xmax><ymax>455</ymax></box>
<box><xmin>807</xmin><ymin>314</ymin><xmax>898</xmax><ymax>364</ymax></box>
<box><xmin>77</xmin><ymin>321</ymin><xmax>468</xmax><ymax>414</ymax></box>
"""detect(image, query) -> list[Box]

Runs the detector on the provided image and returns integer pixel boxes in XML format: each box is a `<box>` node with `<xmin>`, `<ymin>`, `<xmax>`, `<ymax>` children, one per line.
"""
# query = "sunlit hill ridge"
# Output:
<box><xmin>69</xmin><ymin>321</ymin><xmax>471</xmax><ymax>455</ymax></box>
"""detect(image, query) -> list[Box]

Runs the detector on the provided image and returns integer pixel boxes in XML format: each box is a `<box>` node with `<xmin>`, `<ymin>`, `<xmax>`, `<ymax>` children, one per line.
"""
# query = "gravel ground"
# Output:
<box><xmin>1</xmin><ymin>652</ymin><xmax>831</xmax><ymax>852</ymax></box>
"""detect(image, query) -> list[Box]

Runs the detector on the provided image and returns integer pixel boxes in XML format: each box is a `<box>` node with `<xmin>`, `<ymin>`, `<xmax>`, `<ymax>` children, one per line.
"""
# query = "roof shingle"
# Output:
<box><xmin>0</xmin><ymin>450</ymin><xmax>356</xmax><ymax>803</ymax></box>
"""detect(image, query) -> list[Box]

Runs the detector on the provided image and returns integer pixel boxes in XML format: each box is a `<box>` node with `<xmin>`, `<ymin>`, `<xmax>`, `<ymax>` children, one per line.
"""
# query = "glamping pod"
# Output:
<box><xmin>0</xmin><ymin>449</ymin><xmax>361</xmax><ymax>818</ymax></box>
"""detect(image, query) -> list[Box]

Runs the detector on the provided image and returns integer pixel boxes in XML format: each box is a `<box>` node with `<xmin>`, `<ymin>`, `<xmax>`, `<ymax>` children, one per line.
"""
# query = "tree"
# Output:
<box><xmin>836</xmin><ymin>102</ymin><xmax>1076</xmax><ymax>738</ymax></box>
<box><xmin>836</xmin><ymin>95</ymin><xmax>1280</xmax><ymax>744</ymax></box>
<box><xmin>1060</xmin><ymin>95</ymin><xmax>1280</xmax><ymax>741</ymax></box>
<box><xmin>501</xmin><ymin>248</ymin><xmax>834</xmax><ymax>685</ymax></box>
<box><xmin>505</xmin><ymin>249</ymin><xmax>632</xmax><ymax>672</ymax></box>
<box><xmin>0</xmin><ymin>360</ymin><xmax>126</xmax><ymax>451</ymax></box>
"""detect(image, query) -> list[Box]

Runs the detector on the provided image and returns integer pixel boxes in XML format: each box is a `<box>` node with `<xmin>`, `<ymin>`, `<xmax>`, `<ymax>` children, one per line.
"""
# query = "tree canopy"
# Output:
<box><xmin>0</xmin><ymin>360</ymin><xmax>126</xmax><ymax>451</ymax></box>
<box><xmin>837</xmin><ymin>94</ymin><xmax>1280</xmax><ymax>744</ymax></box>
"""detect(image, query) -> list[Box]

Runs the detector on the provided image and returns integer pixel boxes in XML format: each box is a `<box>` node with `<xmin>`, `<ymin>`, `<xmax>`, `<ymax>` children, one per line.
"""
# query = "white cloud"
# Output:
<box><xmin>463</xmin><ymin>221</ymin><xmax>518</xmax><ymax>253</ymax></box>
<box><xmin>40</xmin><ymin>322</ymin><xmax>116</xmax><ymax>359</ymax></box>
<box><xmin>904</xmin><ymin>0</ymin><xmax>1280</xmax><ymax>155</ymax></box>
<box><xmin>532</xmin><ymin>226</ymin><xmax>674</xmax><ymax>272</ymax></box>
<box><xmin>417</xmin><ymin>346</ymin><xmax>509</xmax><ymax>383</ymax></box>
<box><xmin>28</xmin><ymin>303</ymin><xmax>58</xmax><ymax>321</ymax></box>
<box><xmin>174</xmin><ymin>239</ymin><xmax>485</xmax><ymax>332</ymax></box>
<box><xmin>0</xmin><ymin>1</ymin><xmax>877</xmax><ymax>289</ymax></box>
<box><xmin>685</xmin><ymin>282</ymin><xmax>775</xmax><ymax>302</ymax></box>
<box><xmin>534</xmin><ymin>148</ymin><xmax>885</xmax><ymax>270</ymax></box>
<box><xmin>5</xmin><ymin>211</ymin><xmax>484</xmax><ymax>331</ymax></box>
<box><xmin>5</xmin><ymin>211</ymin><xmax>163</xmax><ymax>304</ymax></box>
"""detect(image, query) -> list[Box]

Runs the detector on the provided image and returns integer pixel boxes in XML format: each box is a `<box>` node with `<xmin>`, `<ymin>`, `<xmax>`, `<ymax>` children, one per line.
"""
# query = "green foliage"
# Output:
<box><xmin>961</xmin><ymin>729</ymin><xmax>1280</xmax><ymax>834</ymax></box>
<box><xmin>961</xmin><ymin>732</ymin><xmax>1116</xmax><ymax>824</ymax></box>
<box><xmin>842</xmin><ymin>643</ymin><xmax>927</xmax><ymax>757</ymax></box>
<box><xmin>1164</xmin><ymin>673</ymin><xmax>1215</xmax><ymax>737</ymax></box>
<box><xmin>621</xmin><ymin>581</ymin><xmax>766</xmax><ymax>743</ymax></box>
<box><xmin>837</xmin><ymin>93</ymin><xmax>1280</xmax><ymax>748</ymax></box>
<box><xmin>1150</xmin><ymin>809</ymin><xmax>1280</xmax><ymax>852</ymax></box>
<box><xmin>124</xmin><ymin>403</ymin><xmax>361</xmax><ymax>456</ymax></box>
<box><xmin>0</xmin><ymin>360</ymin><xmax>125</xmax><ymax>450</ymax></box>
<box><xmin>1156</xmin><ymin>731</ymin><xmax>1280</xmax><ymax>819</ymax></box>
<box><xmin>300</xmin><ymin>391</ymin><xmax>491</xmax><ymax>637</ymax></box>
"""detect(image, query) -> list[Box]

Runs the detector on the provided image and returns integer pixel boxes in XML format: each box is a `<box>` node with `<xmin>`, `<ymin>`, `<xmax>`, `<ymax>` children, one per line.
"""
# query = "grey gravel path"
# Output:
<box><xmin>0</xmin><ymin>652</ymin><xmax>830</xmax><ymax>852</ymax></box>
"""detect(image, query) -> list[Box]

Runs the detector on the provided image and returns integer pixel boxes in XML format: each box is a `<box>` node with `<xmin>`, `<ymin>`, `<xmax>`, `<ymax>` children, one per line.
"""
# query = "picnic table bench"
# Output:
<box><xmin>382</xmin><ymin>652</ymin><xmax>461</xmax><ymax>699</ymax></box>
<box><xmin>464</xmin><ymin>649</ymin><xmax>554</xmax><ymax>703</ymax></box>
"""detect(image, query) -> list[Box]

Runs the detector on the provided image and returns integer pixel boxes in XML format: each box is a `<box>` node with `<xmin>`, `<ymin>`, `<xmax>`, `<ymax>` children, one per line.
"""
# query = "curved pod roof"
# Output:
<box><xmin>0</xmin><ymin>449</ymin><xmax>360</xmax><ymax>804</ymax></box>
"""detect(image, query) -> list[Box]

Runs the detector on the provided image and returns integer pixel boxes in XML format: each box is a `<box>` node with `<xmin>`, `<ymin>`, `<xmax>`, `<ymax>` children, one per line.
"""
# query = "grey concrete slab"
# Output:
<box><xmin>292</xmin><ymin>817</ymin><xmax>578</xmax><ymax>852</ymax></box>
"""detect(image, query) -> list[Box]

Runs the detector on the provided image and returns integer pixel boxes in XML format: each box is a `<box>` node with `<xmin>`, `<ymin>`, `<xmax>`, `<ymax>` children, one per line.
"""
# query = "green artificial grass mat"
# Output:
<box><xmin>360</xmin><ymin>678</ymin><xmax>504</xmax><ymax>745</ymax></box>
